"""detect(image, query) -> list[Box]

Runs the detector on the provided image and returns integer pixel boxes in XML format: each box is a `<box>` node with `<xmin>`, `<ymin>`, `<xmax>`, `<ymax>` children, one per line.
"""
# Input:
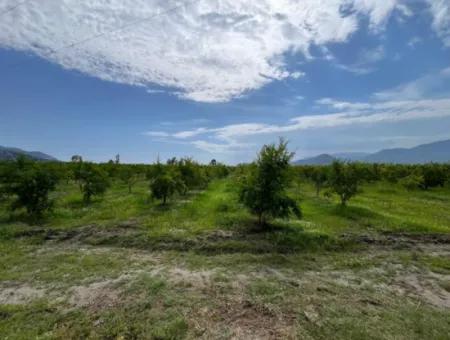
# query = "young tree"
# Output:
<box><xmin>328</xmin><ymin>160</ymin><xmax>359</xmax><ymax>206</ymax></box>
<box><xmin>1</xmin><ymin>159</ymin><xmax>58</xmax><ymax>222</ymax></box>
<box><xmin>150</xmin><ymin>173</ymin><xmax>179</xmax><ymax>205</ymax></box>
<box><xmin>239</xmin><ymin>139</ymin><xmax>301</xmax><ymax>227</ymax></box>
<box><xmin>119</xmin><ymin>166</ymin><xmax>139</xmax><ymax>193</ymax></box>
<box><xmin>77</xmin><ymin>164</ymin><xmax>110</xmax><ymax>203</ymax></box>
<box><xmin>177</xmin><ymin>157</ymin><xmax>205</xmax><ymax>194</ymax></box>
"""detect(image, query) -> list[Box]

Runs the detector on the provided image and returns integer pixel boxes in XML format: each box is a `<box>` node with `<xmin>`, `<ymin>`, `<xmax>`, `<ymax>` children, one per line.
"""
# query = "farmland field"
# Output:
<box><xmin>1</xmin><ymin>177</ymin><xmax>449</xmax><ymax>339</ymax></box>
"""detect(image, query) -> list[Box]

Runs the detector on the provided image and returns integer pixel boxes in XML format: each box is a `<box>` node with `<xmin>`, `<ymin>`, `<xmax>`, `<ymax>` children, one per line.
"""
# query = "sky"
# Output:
<box><xmin>1</xmin><ymin>0</ymin><xmax>450</xmax><ymax>164</ymax></box>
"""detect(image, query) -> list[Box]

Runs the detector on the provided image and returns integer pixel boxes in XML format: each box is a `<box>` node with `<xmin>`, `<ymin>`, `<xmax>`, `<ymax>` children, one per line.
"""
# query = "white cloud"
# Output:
<box><xmin>289</xmin><ymin>71</ymin><xmax>305</xmax><ymax>79</ymax></box>
<box><xmin>0</xmin><ymin>0</ymin><xmax>407</xmax><ymax>102</ymax></box>
<box><xmin>374</xmin><ymin>67</ymin><xmax>450</xmax><ymax>100</ymax></box>
<box><xmin>143</xmin><ymin>131</ymin><xmax>170</xmax><ymax>137</ymax></box>
<box><xmin>427</xmin><ymin>0</ymin><xmax>450</xmax><ymax>46</ymax></box>
<box><xmin>146</xmin><ymin>95</ymin><xmax>450</xmax><ymax>153</ymax></box>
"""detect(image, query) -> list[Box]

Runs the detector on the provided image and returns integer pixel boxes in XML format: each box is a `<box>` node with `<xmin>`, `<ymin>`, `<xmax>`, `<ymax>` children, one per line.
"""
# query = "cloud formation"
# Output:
<box><xmin>0</xmin><ymin>0</ymin><xmax>412</xmax><ymax>102</ymax></box>
<box><xmin>145</xmin><ymin>95</ymin><xmax>450</xmax><ymax>153</ymax></box>
<box><xmin>427</xmin><ymin>0</ymin><xmax>450</xmax><ymax>46</ymax></box>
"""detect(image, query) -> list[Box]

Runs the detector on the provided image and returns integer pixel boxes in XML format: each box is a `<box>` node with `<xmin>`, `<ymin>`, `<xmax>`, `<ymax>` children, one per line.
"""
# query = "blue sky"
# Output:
<box><xmin>1</xmin><ymin>0</ymin><xmax>450</xmax><ymax>164</ymax></box>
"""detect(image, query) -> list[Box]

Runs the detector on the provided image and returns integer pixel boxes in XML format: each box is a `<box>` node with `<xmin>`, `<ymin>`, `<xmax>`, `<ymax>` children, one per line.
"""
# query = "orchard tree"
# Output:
<box><xmin>150</xmin><ymin>168</ymin><xmax>184</xmax><ymax>205</ymax></box>
<box><xmin>1</xmin><ymin>159</ymin><xmax>58</xmax><ymax>222</ymax></box>
<box><xmin>239</xmin><ymin>139</ymin><xmax>301</xmax><ymax>227</ymax></box>
<box><xmin>421</xmin><ymin>164</ymin><xmax>447</xmax><ymax>189</ymax></box>
<box><xmin>329</xmin><ymin>160</ymin><xmax>359</xmax><ymax>206</ymax></box>
<box><xmin>177</xmin><ymin>157</ymin><xmax>205</xmax><ymax>194</ymax></box>
<box><xmin>77</xmin><ymin>164</ymin><xmax>110</xmax><ymax>203</ymax></box>
<box><xmin>120</xmin><ymin>166</ymin><xmax>139</xmax><ymax>193</ymax></box>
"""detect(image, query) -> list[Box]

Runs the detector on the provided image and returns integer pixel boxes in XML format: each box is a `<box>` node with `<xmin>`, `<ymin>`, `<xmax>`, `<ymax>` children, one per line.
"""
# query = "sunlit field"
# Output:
<box><xmin>1</xmin><ymin>170</ymin><xmax>449</xmax><ymax>339</ymax></box>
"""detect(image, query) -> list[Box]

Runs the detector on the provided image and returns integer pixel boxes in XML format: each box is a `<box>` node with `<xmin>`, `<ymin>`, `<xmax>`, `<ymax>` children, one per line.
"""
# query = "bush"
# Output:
<box><xmin>239</xmin><ymin>139</ymin><xmax>301</xmax><ymax>227</ymax></box>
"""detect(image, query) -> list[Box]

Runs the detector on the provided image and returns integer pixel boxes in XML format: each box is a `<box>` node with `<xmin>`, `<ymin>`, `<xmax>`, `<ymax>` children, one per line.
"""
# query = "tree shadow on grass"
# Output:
<box><xmin>12</xmin><ymin>217</ymin><xmax>355</xmax><ymax>255</ymax></box>
<box><xmin>332</xmin><ymin>205</ymin><xmax>383</xmax><ymax>221</ymax></box>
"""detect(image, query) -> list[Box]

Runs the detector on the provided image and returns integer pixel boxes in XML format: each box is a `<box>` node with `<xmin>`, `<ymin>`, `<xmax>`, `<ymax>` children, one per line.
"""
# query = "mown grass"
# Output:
<box><xmin>0</xmin><ymin>177</ymin><xmax>449</xmax><ymax>339</ymax></box>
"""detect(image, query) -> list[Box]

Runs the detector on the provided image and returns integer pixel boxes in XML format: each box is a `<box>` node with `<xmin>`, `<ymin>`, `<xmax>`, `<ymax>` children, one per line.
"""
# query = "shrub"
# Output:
<box><xmin>239</xmin><ymin>139</ymin><xmax>301</xmax><ymax>227</ymax></box>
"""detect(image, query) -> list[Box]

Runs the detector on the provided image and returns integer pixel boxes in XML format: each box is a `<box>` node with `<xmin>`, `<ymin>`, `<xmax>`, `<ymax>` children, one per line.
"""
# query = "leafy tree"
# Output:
<box><xmin>239</xmin><ymin>139</ymin><xmax>301</xmax><ymax>226</ymax></box>
<box><xmin>150</xmin><ymin>169</ymin><xmax>184</xmax><ymax>205</ymax></box>
<box><xmin>77</xmin><ymin>164</ymin><xmax>110</xmax><ymax>203</ymax></box>
<box><xmin>1</xmin><ymin>159</ymin><xmax>58</xmax><ymax>222</ymax></box>
<box><xmin>177</xmin><ymin>158</ymin><xmax>205</xmax><ymax>194</ymax></box>
<box><xmin>329</xmin><ymin>160</ymin><xmax>359</xmax><ymax>206</ymax></box>
<box><xmin>421</xmin><ymin>164</ymin><xmax>447</xmax><ymax>189</ymax></box>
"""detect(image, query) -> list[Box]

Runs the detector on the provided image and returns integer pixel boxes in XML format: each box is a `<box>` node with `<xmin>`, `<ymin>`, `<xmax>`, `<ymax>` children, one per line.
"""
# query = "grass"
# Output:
<box><xmin>0</xmin><ymin>177</ymin><xmax>449</xmax><ymax>339</ymax></box>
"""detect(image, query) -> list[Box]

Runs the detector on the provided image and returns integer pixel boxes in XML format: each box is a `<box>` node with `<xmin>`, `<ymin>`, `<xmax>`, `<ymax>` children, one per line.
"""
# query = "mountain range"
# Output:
<box><xmin>0</xmin><ymin>146</ymin><xmax>58</xmax><ymax>161</ymax></box>
<box><xmin>294</xmin><ymin>139</ymin><xmax>450</xmax><ymax>165</ymax></box>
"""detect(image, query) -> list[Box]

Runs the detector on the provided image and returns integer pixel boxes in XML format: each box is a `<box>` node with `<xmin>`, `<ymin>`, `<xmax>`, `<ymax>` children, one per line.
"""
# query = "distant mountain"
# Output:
<box><xmin>332</xmin><ymin>152</ymin><xmax>370</xmax><ymax>161</ymax></box>
<box><xmin>364</xmin><ymin>140</ymin><xmax>450</xmax><ymax>164</ymax></box>
<box><xmin>0</xmin><ymin>146</ymin><xmax>58</xmax><ymax>161</ymax></box>
<box><xmin>294</xmin><ymin>154</ymin><xmax>335</xmax><ymax>165</ymax></box>
<box><xmin>294</xmin><ymin>139</ymin><xmax>450</xmax><ymax>165</ymax></box>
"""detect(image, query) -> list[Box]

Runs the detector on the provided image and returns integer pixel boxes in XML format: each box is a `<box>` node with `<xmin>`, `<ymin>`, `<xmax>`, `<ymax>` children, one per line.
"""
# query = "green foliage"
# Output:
<box><xmin>149</xmin><ymin>166</ymin><xmax>184</xmax><ymax>205</ymax></box>
<box><xmin>329</xmin><ymin>161</ymin><xmax>359</xmax><ymax>206</ymax></box>
<box><xmin>176</xmin><ymin>157</ymin><xmax>206</xmax><ymax>194</ymax></box>
<box><xmin>0</xmin><ymin>158</ymin><xmax>58</xmax><ymax>222</ymax></box>
<box><xmin>119</xmin><ymin>165</ymin><xmax>140</xmax><ymax>193</ymax></box>
<box><xmin>75</xmin><ymin>163</ymin><xmax>110</xmax><ymax>203</ymax></box>
<box><xmin>421</xmin><ymin>163</ymin><xmax>448</xmax><ymax>189</ymax></box>
<box><xmin>310</xmin><ymin>166</ymin><xmax>329</xmax><ymax>196</ymax></box>
<box><xmin>399</xmin><ymin>172</ymin><xmax>425</xmax><ymax>191</ymax></box>
<box><xmin>239</xmin><ymin>139</ymin><xmax>301</xmax><ymax>226</ymax></box>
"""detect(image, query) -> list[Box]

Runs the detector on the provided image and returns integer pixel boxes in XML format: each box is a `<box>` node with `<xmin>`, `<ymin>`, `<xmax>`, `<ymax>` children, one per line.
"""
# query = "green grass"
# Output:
<box><xmin>0</xmin><ymin>177</ymin><xmax>449</xmax><ymax>339</ymax></box>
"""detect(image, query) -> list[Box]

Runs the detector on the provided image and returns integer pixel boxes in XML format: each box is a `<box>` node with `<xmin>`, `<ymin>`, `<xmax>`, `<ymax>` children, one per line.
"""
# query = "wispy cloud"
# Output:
<box><xmin>427</xmin><ymin>0</ymin><xmax>450</xmax><ymax>46</ymax></box>
<box><xmin>145</xmin><ymin>96</ymin><xmax>450</xmax><ymax>153</ymax></box>
<box><xmin>374</xmin><ymin>67</ymin><xmax>450</xmax><ymax>100</ymax></box>
<box><xmin>335</xmin><ymin>45</ymin><xmax>386</xmax><ymax>75</ymax></box>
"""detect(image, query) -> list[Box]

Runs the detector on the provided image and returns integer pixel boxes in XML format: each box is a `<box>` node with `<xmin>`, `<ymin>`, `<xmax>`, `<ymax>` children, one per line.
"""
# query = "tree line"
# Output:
<box><xmin>0</xmin><ymin>155</ymin><xmax>229</xmax><ymax>222</ymax></box>
<box><xmin>0</xmin><ymin>143</ymin><xmax>449</xmax><ymax>226</ymax></box>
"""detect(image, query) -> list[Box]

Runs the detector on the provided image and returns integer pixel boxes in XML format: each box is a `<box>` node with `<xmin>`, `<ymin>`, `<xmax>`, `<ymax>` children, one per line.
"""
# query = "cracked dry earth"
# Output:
<box><xmin>1</xmin><ymin>240</ymin><xmax>449</xmax><ymax>339</ymax></box>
